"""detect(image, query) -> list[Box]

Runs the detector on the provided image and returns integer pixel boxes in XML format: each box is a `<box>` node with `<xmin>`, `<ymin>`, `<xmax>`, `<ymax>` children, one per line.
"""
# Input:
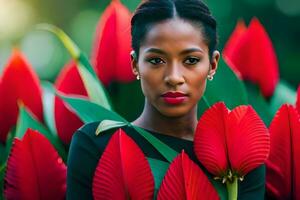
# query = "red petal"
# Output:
<box><xmin>194</xmin><ymin>102</ymin><xmax>229</xmax><ymax>177</ymax></box>
<box><xmin>54</xmin><ymin>60</ymin><xmax>88</xmax><ymax>144</ymax></box>
<box><xmin>4</xmin><ymin>129</ymin><xmax>67</xmax><ymax>200</ymax></box>
<box><xmin>157</xmin><ymin>151</ymin><xmax>219</xmax><ymax>200</ymax></box>
<box><xmin>91</xmin><ymin>0</ymin><xmax>134</xmax><ymax>85</ymax></box>
<box><xmin>0</xmin><ymin>50</ymin><xmax>43</xmax><ymax>142</ymax></box>
<box><xmin>227</xmin><ymin>105</ymin><xmax>270</xmax><ymax>176</ymax></box>
<box><xmin>223</xmin><ymin>18</ymin><xmax>279</xmax><ymax>97</ymax></box>
<box><xmin>266</xmin><ymin>104</ymin><xmax>300</xmax><ymax>199</ymax></box>
<box><xmin>92</xmin><ymin>129</ymin><xmax>154</xmax><ymax>200</ymax></box>
<box><xmin>222</xmin><ymin>20</ymin><xmax>247</xmax><ymax>78</ymax></box>
<box><xmin>296</xmin><ymin>85</ymin><xmax>300</xmax><ymax>114</ymax></box>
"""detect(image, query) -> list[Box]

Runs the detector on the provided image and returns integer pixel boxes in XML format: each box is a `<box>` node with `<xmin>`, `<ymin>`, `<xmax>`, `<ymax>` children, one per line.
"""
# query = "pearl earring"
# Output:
<box><xmin>207</xmin><ymin>75</ymin><xmax>214</xmax><ymax>81</ymax></box>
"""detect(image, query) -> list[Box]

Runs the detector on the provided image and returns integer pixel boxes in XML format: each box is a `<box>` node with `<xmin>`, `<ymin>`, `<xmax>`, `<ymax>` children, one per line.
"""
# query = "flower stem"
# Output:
<box><xmin>226</xmin><ymin>177</ymin><xmax>238</xmax><ymax>200</ymax></box>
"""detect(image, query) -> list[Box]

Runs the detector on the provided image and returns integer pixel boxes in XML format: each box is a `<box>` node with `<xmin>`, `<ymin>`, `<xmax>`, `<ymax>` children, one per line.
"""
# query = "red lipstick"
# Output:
<box><xmin>161</xmin><ymin>92</ymin><xmax>187</xmax><ymax>105</ymax></box>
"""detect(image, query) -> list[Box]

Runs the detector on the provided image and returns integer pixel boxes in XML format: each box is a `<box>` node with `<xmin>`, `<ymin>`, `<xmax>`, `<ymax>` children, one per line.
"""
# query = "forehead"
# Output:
<box><xmin>141</xmin><ymin>18</ymin><xmax>208</xmax><ymax>53</ymax></box>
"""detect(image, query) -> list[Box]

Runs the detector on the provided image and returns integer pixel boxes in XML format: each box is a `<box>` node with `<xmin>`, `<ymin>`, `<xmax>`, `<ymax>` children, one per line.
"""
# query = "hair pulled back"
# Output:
<box><xmin>131</xmin><ymin>0</ymin><xmax>218</xmax><ymax>60</ymax></box>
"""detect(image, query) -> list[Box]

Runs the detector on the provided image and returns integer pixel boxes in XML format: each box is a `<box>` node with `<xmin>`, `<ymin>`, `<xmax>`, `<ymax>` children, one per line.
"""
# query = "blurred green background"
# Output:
<box><xmin>0</xmin><ymin>0</ymin><xmax>299</xmax><ymax>87</ymax></box>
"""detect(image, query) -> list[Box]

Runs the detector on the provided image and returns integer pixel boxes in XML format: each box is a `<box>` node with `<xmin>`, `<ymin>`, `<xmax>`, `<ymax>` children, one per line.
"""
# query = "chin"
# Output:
<box><xmin>158</xmin><ymin>107</ymin><xmax>192</xmax><ymax>118</ymax></box>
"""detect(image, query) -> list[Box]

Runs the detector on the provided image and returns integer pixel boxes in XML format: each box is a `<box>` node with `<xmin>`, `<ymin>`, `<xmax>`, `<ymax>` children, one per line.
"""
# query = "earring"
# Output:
<box><xmin>207</xmin><ymin>75</ymin><xmax>214</xmax><ymax>81</ymax></box>
<box><xmin>130</xmin><ymin>50</ymin><xmax>137</xmax><ymax>60</ymax></box>
<box><xmin>136</xmin><ymin>74</ymin><xmax>140</xmax><ymax>80</ymax></box>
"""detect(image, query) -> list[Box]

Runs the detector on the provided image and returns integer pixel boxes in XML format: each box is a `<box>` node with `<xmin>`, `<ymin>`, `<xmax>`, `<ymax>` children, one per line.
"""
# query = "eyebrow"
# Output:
<box><xmin>144</xmin><ymin>47</ymin><xmax>204</xmax><ymax>55</ymax></box>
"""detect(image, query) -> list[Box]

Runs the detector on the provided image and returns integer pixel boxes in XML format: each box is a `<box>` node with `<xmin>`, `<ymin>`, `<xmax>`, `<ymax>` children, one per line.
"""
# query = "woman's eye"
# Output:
<box><xmin>184</xmin><ymin>57</ymin><xmax>200</xmax><ymax>65</ymax></box>
<box><xmin>148</xmin><ymin>58</ymin><xmax>165</xmax><ymax>65</ymax></box>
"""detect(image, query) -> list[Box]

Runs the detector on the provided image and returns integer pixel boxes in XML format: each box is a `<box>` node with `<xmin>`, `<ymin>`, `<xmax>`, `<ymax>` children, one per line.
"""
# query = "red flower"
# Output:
<box><xmin>93</xmin><ymin>129</ymin><xmax>154</xmax><ymax>199</ymax></box>
<box><xmin>157</xmin><ymin>151</ymin><xmax>219</xmax><ymax>200</ymax></box>
<box><xmin>296</xmin><ymin>85</ymin><xmax>300</xmax><ymax>114</ymax></box>
<box><xmin>222</xmin><ymin>20</ymin><xmax>247</xmax><ymax>78</ymax></box>
<box><xmin>4</xmin><ymin>129</ymin><xmax>67</xmax><ymax>200</ymax></box>
<box><xmin>0</xmin><ymin>50</ymin><xmax>43</xmax><ymax>143</ymax></box>
<box><xmin>91</xmin><ymin>0</ymin><xmax>134</xmax><ymax>85</ymax></box>
<box><xmin>223</xmin><ymin>18</ymin><xmax>279</xmax><ymax>98</ymax></box>
<box><xmin>54</xmin><ymin>60</ymin><xmax>88</xmax><ymax>144</ymax></box>
<box><xmin>194</xmin><ymin>102</ymin><xmax>270</xmax><ymax>182</ymax></box>
<box><xmin>266</xmin><ymin>104</ymin><xmax>300</xmax><ymax>200</ymax></box>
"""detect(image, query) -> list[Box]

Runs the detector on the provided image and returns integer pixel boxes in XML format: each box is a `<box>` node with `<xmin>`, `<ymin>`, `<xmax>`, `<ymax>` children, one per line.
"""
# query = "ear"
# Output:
<box><xmin>209</xmin><ymin>50</ymin><xmax>220</xmax><ymax>76</ymax></box>
<box><xmin>130</xmin><ymin>50</ymin><xmax>139</xmax><ymax>76</ymax></box>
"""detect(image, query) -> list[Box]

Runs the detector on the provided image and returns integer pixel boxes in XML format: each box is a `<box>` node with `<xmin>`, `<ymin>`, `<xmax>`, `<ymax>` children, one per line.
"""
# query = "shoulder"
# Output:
<box><xmin>70</xmin><ymin>121</ymin><xmax>121</xmax><ymax>158</ymax></box>
<box><xmin>76</xmin><ymin>121</ymin><xmax>101</xmax><ymax>137</ymax></box>
<box><xmin>67</xmin><ymin>121</ymin><xmax>123</xmax><ymax>199</ymax></box>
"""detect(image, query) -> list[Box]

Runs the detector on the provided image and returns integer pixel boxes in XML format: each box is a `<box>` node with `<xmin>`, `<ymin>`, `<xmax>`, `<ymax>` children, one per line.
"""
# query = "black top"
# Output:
<box><xmin>67</xmin><ymin>121</ymin><xmax>266</xmax><ymax>200</ymax></box>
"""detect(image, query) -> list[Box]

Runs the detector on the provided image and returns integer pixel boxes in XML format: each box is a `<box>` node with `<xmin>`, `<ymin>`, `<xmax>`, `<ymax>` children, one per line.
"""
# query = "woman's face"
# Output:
<box><xmin>132</xmin><ymin>18</ymin><xmax>219</xmax><ymax>118</ymax></box>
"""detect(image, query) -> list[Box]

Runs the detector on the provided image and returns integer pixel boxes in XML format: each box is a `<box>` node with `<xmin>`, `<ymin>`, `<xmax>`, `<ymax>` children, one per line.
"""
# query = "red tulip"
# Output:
<box><xmin>157</xmin><ymin>151</ymin><xmax>219</xmax><ymax>200</ymax></box>
<box><xmin>54</xmin><ymin>60</ymin><xmax>88</xmax><ymax>144</ymax></box>
<box><xmin>296</xmin><ymin>85</ymin><xmax>300</xmax><ymax>114</ymax></box>
<box><xmin>223</xmin><ymin>18</ymin><xmax>279</xmax><ymax>98</ymax></box>
<box><xmin>222</xmin><ymin>20</ymin><xmax>247</xmax><ymax>78</ymax></box>
<box><xmin>91</xmin><ymin>0</ymin><xmax>134</xmax><ymax>85</ymax></box>
<box><xmin>4</xmin><ymin>129</ymin><xmax>67</xmax><ymax>200</ymax></box>
<box><xmin>93</xmin><ymin>129</ymin><xmax>154</xmax><ymax>200</ymax></box>
<box><xmin>0</xmin><ymin>50</ymin><xmax>43</xmax><ymax>143</ymax></box>
<box><xmin>194</xmin><ymin>102</ymin><xmax>270</xmax><ymax>182</ymax></box>
<box><xmin>266</xmin><ymin>104</ymin><xmax>300</xmax><ymax>200</ymax></box>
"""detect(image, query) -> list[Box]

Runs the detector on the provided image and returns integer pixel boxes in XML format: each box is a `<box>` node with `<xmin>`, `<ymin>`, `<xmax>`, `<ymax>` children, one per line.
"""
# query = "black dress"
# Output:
<box><xmin>67</xmin><ymin>121</ymin><xmax>265</xmax><ymax>200</ymax></box>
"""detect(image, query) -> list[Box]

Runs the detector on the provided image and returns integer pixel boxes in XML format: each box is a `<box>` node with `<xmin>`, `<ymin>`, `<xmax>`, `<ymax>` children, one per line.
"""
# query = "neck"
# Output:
<box><xmin>132</xmin><ymin>100</ymin><xmax>198</xmax><ymax>141</ymax></box>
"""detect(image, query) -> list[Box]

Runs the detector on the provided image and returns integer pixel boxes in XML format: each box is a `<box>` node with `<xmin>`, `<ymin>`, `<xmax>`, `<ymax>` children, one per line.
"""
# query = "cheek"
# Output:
<box><xmin>189</xmin><ymin>70</ymin><xmax>208</xmax><ymax>99</ymax></box>
<box><xmin>139</xmin><ymin>71</ymin><xmax>160</xmax><ymax>98</ymax></box>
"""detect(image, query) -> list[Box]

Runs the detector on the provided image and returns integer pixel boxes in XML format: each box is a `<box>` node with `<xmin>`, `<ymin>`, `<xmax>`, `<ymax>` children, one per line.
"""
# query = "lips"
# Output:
<box><xmin>161</xmin><ymin>92</ymin><xmax>188</xmax><ymax>105</ymax></box>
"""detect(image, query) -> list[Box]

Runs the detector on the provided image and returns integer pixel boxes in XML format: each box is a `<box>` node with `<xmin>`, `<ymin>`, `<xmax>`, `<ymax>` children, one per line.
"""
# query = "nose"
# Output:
<box><xmin>164</xmin><ymin>62</ymin><xmax>185</xmax><ymax>87</ymax></box>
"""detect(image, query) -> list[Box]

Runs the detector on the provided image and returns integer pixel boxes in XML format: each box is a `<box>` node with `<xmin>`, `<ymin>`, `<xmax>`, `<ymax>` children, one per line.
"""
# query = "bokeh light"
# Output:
<box><xmin>20</xmin><ymin>30</ymin><xmax>69</xmax><ymax>81</ymax></box>
<box><xmin>0</xmin><ymin>0</ymin><xmax>35</xmax><ymax>41</ymax></box>
<box><xmin>276</xmin><ymin>0</ymin><xmax>300</xmax><ymax>16</ymax></box>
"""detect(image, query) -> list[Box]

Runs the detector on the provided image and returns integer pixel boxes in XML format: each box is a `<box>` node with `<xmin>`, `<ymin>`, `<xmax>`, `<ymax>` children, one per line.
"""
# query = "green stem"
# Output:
<box><xmin>226</xmin><ymin>177</ymin><xmax>238</xmax><ymax>200</ymax></box>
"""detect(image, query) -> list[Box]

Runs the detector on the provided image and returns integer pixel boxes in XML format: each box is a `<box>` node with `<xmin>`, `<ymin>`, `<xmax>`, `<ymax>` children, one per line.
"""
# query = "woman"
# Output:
<box><xmin>67</xmin><ymin>0</ymin><xmax>265</xmax><ymax>199</ymax></box>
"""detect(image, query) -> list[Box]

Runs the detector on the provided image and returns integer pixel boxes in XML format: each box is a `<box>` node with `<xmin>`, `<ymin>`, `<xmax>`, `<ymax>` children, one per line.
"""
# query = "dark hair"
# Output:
<box><xmin>131</xmin><ymin>0</ymin><xmax>218</xmax><ymax>61</ymax></box>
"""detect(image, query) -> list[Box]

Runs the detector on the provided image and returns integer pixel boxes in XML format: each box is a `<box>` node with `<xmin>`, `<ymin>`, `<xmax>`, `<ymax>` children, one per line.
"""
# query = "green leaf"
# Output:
<box><xmin>15</xmin><ymin>106</ymin><xmax>68</xmax><ymax>162</ymax></box>
<box><xmin>0</xmin><ymin>163</ymin><xmax>5</xmax><ymax>200</ymax></box>
<box><xmin>57</xmin><ymin>93</ymin><xmax>127</xmax><ymax>123</ymax></box>
<box><xmin>246</xmin><ymin>83</ymin><xmax>272</xmax><ymax>126</ymax></box>
<box><xmin>197</xmin><ymin>96</ymin><xmax>211</xmax><ymax>118</ymax></box>
<box><xmin>36</xmin><ymin>24</ymin><xmax>80</xmax><ymax>59</ymax></box>
<box><xmin>37</xmin><ymin>23</ymin><xmax>112</xmax><ymax>110</ymax></box>
<box><xmin>16</xmin><ymin>106</ymin><xmax>49</xmax><ymax>139</ymax></box>
<box><xmin>269</xmin><ymin>80</ymin><xmax>297</xmax><ymax>116</ymax></box>
<box><xmin>59</xmin><ymin>93</ymin><xmax>179</xmax><ymax>163</ymax></box>
<box><xmin>96</xmin><ymin>120</ymin><xmax>127</xmax><ymax>135</ymax></box>
<box><xmin>77</xmin><ymin>64</ymin><xmax>111</xmax><ymax>109</ymax></box>
<box><xmin>109</xmin><ymin>81</ymin><xmax>144</xmax><ymax>122</ymax></box>
<box><xmin>198</xmin><ymin>58</ymin><xmax>248</xmax><ymax>117</ymax></box>
<box><xmin>1</xmin><ymin>130</ymin><xmax>16</xmax><ymax>200</ymax></box>
<box><xmin>131</xmin><ymin>125</ymin><xmax>178</xmax><ymax>163</ymax></box>
<box><xmin>147</xmin><ymin>157</ymin><xmax>170</xmax><ymax>199</ymax></box>
<box><xmin>0</xmin><ymin>143</ymin><xmax>5</xmax><ymax>166</ymax></box>
<box><xmin>4</xmin><ymin>130</ymin><xmax>15</xmax><ymax>165</ymax></box>
<box><xmin>41</xmin><ymin>81</ymin><xmax>57</xmax><ymax>136</ymax></box>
